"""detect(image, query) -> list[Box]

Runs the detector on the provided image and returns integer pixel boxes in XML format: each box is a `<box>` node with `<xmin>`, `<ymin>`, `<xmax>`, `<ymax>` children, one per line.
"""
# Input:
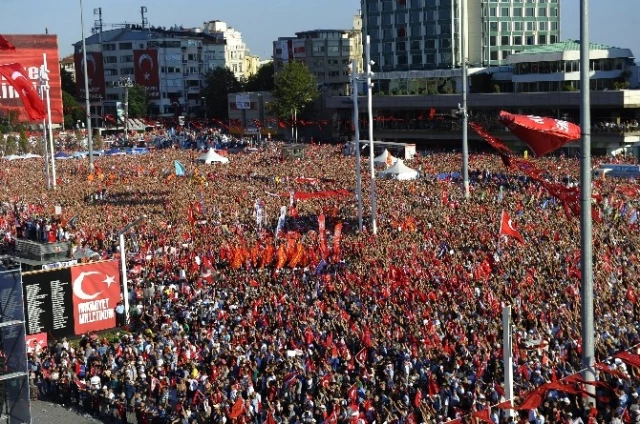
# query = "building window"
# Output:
<box><xmin>104</xmin><ymin>69</ymin><xmax>118</xmax><ymax>76</ymax></box>
<box><xmin>489</xmin><ymin>7</ymin><xmax>497</xmax><ymax>16</ymax></box>
<box><xmin>514</xmin><ymin>21</ymin><xmax>523</xmax><ymax>31</ymax></box>
<box><xmin>384</xmin><ymin>42</ymin><xmax>393</xmax><ymax>52</ymax></box>
<box><xmin>119</xmin><ymin>42</ymin><xmax>132</xmax><ymax>50</ymax></box>
<box><xmin>412</xmin><ymin>54</ymin><xmax>423</xmax><ymax>65</ymax></box>
<box><xmin>526</xmin><ymin>36</ymin><xmax>535</xmax><ymax>45</ymax></box>
<box><xmin>525</xmin><ymin>7</ymin><xmax>534</xmax><ymax>16</ymax></box>
<box><xmin>395</xmin><ymin>13</ymin><xmax>407</xmax><ymax>24</ymax></box>
<box><xmin>103</xmin><ymin>44</ymin><xmax>116</xmax><ymax>51</ymax></box>
<box><xmin>502</xmin><ymin>51</ymin><xmax>510</xmax><ymax>60</ymax></box>
<box><xmin>106</xmin><ymin>94</ymin><xmax>119</xmax><ymax>100</ymax></box>
<box><xmin>398</xmin><ymin>55</ymin><xmax>408</xmax><ymax>65</ymax></box>
<box><xmin>382</xmin><ymin>14</ymin><xmax>392</xmax><ymax>25</ymax></box>
<box><xmin>490</xmin><ymin>36</ymin><xmax>497</xmax><ymax>46</ymax></box>
<box><xmin>410</xmin><ymin>40</ymin><xmax>421</xmax><ymax>51</ymax></box>
<box><xmin>397</xmin><ymin>27</ymin><xmax>407</xmax><ymax>37</ymax></box>
<box><xmin>382</xmin><ymin>0</ymin><xmax>393</xmax><ymax>11</ymax></box>
<box><xmin>539</xmin><ymin>22</ymin><xmax>547</xmax><ymax>31</ymax></box>
<box><xmin>551</xmin><ymin>22</ymin><xmax>559</xmax><ymax>31</ymax></box>
<box><xmin>368</xmin><ymin>16</ymin><xmax>380</xmax><ymax>27</ymax></box>
<box><xmin>397</xmin><ymin>0</ymin><xmax>407</xmax><ymax>7</ymax></box>
<box><xmin>397</xmin><ymin>41</ymin><xmax>406</xmax><ymax>52</ymax></box>
<box><xmin>501</xmin><ymin>22</ymin><xmax>511</xmax><ymax>31</ymax></box>
<box><xmin>410</xmin><ymin>11</ymin><xmax>422</xmax><ymax>23</ymax></box>
<box><xmin>538</xmin><ymin>7</ymin><xmax>547</xmax><ymax>16</ymax></box>
<box><xmin>538</xmin><ymin>34</ymin><xmax>547</xmax><ymax>44</ymax></box>
<box><xmin>384</xmin><ymin>28</ymin><xmax>394</xmax><ymax>39</ymax></box>
<box><xmin>121</xmin><ymin>68</ymin><xmax>134</xmax><ymax>75</ymax></box>
<box><xmin>120</xmin><ymin>55</ymin><xmax>133</xmax><ymax>63</ymax></box>
<box><xmin>501</xmin><ymin>7</ymin><xmax>510</xmax><ymax>17</ymax></box>
<box><xmin>526</xmin><ymin>21</ymin><xmax>535</xmax><ymax>31</ymax></box>
<box><xmin>550</xmin><ymin>35</ymin><xmax>558</xmax><ymax>43</ymax></box>
<box><xmin>551</xmin><ymin>7</ymin><xmax>558</xmax><ymax>16</ymax></box>
<box><xmin>490</xmin><ymin>51</ymin><xmax>498</xmax><ymax>61</ymax></box>
<box><xmin>490</xmin><ymin>22</ymin><xmax>498</xmax><ymax>32</ymax></box>
<box><xmin>513</xmin><ymin>7</ymin><xmax>522</xmax><ymax>17</ymax></box>
<box><xmin>514</xmin><ymin>36</ymin><xmax>522</xmax><ymax>45</ymax></box>
<box><xmin>368</xmin><ymin>2</ymin><xmax>379</xmax><ymax>12</ymax></box>
<box><xmin>501</xmin><ymin>36</ymin><xmax>510</xmax><ymax>46</ymax></box>
<box><xmin>104</xmin><ymin>56</ymin><xmax>117</xmax><ymax>64</ymax></box>
<box><xmin>425</xmin><ymin>39</ymin><xmax>435</xmax><ymax>49</ymax></box>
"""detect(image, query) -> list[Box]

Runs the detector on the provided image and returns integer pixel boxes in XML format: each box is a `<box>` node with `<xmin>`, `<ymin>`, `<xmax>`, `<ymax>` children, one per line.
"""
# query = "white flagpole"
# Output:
<box><xmin>38</xmin><ymin>57</ymin><xmax>51</xmax><ymax>190</ymax></box>
<box><xmin>41</xmin><ymin>53</ymin><xmax>57</xmax><ymax>189</ymax></box>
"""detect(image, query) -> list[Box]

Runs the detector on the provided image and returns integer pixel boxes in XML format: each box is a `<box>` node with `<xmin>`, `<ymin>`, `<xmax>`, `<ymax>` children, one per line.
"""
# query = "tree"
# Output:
<box><xmin>244</xmin><ymin>62</ymin><xmax>275</xmax><ymax>92</ymax></box>
<box><xmin>62</xmin><ymin>91</ymin><xmax>85</xmax><ymax>130</ymax></box>
<box><xmin>60</xmin><ymin>67</ymin><xmax>76</xmax><ymax>97</ymax></box>
<box><xmin>4</xmin><ymin>135</ymin><xmax>17</xmax><ymax>155</ymax></box>
<box><xmin>18</xmin><ymin>129</ymin><xmax>29</xmax><ymax>154</ymax></box>
<box><xmin>127</xmin><ymin>85</ymin><xmax>149</xmax><ymax>118</ymax></box>
<box><xmin>202</xmin><ymin>67</ymin><xmax>243</xmax><ymax>120</ymax></box>
<box><xmin>93</xmin><ymin>132</ymin><xmax>104</xmax><ymax>151</ymax></box>
<box><xmin>272</xmin><ymin>61</ymin><xmax>319</xmax><ymax>120</ymax></box>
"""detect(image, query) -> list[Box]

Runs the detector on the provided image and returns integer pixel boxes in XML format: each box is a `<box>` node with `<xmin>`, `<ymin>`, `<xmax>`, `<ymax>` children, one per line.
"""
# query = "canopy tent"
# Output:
<box><xmin>195</xmin><ymin>149</ymin><xmax>230</xmax><ymax>164</ymax></box>
<box><xmin>22</xmin><ymin>153</ymin><xmax>42</xmax><ymax>159</ymax></box>
<box><xmin>4</xmin><ymin>155</ymin><xmax>22</xmax><ymax>161</ymax></box>
<box><xmin>373</xmin><ymin>149</ymin><xmax>398</xmax><ymax>166</ymax></box>
<box><xmin>378</xmin><ymin>159</ymin><xmax>419</xmax><ymax>180</ymax></box>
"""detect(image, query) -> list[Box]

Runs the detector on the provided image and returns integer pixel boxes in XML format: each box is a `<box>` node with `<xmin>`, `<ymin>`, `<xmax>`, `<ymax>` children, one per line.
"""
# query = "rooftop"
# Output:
<box><xmin>512</xmin><ymin>39</ymin><xmax>622</xmax><ymax>56</ymax></box>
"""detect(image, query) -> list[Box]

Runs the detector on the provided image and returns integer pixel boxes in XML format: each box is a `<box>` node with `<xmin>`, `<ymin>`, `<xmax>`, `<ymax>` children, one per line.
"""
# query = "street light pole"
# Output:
<box><xmin>351</xmin><ymin>60</ymin><xmax>363</xmax><ymax>232</ymax></box>
<box><xmin>579</xmin><ymin>0</ymin><xmax>595</xmax><ymax>402</ymax></box>
<box><xmin>460</xmin><ymin>0</ymin><xmax>470</xmax><ymax>199</ymax></box>
<box><xmin>365</xmin><ymin>35</ymin><xmax>377</xmax><ymax>235</ymax></box>
<box><xmin>117</xmin><ymin>215</ymin><xmax>146</xmax><ymax>324</ymax></box>
<box><xmin>80</xmin><ymin>0</ymin><xmax>94</xmax><ymax>172</ymax></box>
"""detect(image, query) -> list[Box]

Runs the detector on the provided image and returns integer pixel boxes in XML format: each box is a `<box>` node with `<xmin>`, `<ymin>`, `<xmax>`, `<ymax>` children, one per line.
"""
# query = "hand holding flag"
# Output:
<box><xmin>499</xmin><ymin>210</ymin><xmax>524</xmax><ymax>243</ymax></box>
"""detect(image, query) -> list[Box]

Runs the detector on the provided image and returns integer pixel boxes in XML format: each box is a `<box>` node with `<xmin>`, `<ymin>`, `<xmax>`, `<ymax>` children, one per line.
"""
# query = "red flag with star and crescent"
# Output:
<box><xmin>71</xmin><ymin>260</ymin><xmax>121</xmax><ymax>335</ymax></box>
<box><xmin>0</xmin><ymin>63</ymin><xmax>46</xmax><ymax>121</ymax></box>
<box><xmin>499</xmin><ymin>210</ymin><xmax>524</xmax><ymax>244</ymax></box>
<box><xmin>133</xmin><ymin>49</ymin><xmax>160</xmax><ymax>99</ymax></box>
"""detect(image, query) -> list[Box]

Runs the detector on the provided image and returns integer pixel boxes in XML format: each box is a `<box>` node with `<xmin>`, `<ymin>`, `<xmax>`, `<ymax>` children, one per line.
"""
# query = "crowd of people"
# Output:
<box><xmin>4</xmin><ymin>135</ymin><xmax>640</xmax><ymax>424</ymax></box>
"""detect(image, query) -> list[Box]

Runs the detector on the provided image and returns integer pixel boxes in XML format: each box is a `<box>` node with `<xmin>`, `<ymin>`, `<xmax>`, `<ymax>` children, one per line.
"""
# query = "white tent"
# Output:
<box><xmin>378</xmin><ymin>159</ymin><xmax>418</xmax><ymax>180</ymax></box>
<box><xmin>195</xmin><ymin>149</ymin><xmax>230</xmax><ymax>164</ymax></box>
<box><xmin>373</xmin><ymin>149</ymin><xmax>398</xmax><ymax>166</ymax></box>
<box><xmin>22</xmin><ymin>153</ymin><xmax>42</xmax><ymax>159</ymax></box>
<box><xmin>4</xmin><ymin>155</ymin><xmax>22</xmax><ymax>161</ymax></box>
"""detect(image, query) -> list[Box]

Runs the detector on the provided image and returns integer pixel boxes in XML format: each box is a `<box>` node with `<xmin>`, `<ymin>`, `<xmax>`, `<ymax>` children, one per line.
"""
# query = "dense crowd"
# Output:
<box><xmin>4</xmin><ymin>136</ymin><xmax>640</xmax><ymax>424</ymax></box>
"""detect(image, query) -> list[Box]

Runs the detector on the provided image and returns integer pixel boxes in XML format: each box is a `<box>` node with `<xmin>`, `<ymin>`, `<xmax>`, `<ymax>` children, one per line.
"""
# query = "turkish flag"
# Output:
<box><xmin>499</xmin><ymin>110</ymin><xmax>581</xmax><ymax>157</ymax></box>
<box><xmin>26</xmin><ymin>332</ymin><xmax>48</xmax><ymax>354</ymax></box>
<box><xmin>355</xmin><ymin>348</ymin><xmax>367</xmax><ymax>364</ymax></box>
<box><xmin>229</xmin><ymin>397</ymin><xmax>245</xmax><ymax>419</ymax></box>
<box><xmin>0</xmin><ymin>34</ymin><xmax>15</xmax><ymax>50</ymax></box>
<box><xmin>0</xmin><ymin>63</ymin><xmax>46</xmax><ymax>120</ymax></box>
<box><xmin>499</xmin><ymin>210</ymin><xmax>524</xmax><ymax>243</ymax></box>
<box><xmin>71</xmin><ymin>260</ymin><xmax>121</xmax><ymax>335</ymax></box>
<box><xmin>133</xmin><ymin>49</ymin><xmax>160</xmax><ymax>99</ymax></box>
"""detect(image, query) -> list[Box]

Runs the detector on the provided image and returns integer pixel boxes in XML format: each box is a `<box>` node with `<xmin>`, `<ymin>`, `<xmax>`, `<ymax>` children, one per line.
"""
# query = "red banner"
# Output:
<box><xmin>71</xmin><ymin>260</ymin><xmax>120</xmax><ymax>334</ymax></box>
<box><xmin>26</xmin><ymin>332</ymin><xmax>48</xmax><ymax>354</ymax></box>
<box><xmin>74</xmin><ymin>51</ymin><xmax>105</xmax><ymax>101</ymax></box>
<box><xmin>499</xmin><ymin>110</ymin><xmax>581</xmax><ymax>157</ymax></box>
<box><xmin>133</xmin><ymin>49</ymin><xmax>160</xmax><ymax>99</ymax></box>
<box><xmin>0</xmin><ymin>34</ymin><xmax>63</xmax><ymax>123</ymax></box>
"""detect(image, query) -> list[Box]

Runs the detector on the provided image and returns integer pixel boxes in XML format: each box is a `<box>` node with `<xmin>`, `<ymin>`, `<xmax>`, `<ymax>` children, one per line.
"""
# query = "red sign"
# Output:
<box><xmin>499</xmin><ymin>110</ymin><xmax>581</xmax><ymax>157</ymax></box>
<box><xmin>71</xmin><ymin>260</ymin><xmax>121</xmax><ymax>334</ymax></box>
<box><xmin>74</xmin><ymin>51</ymin><xmax>105</xmax><ymax>101</ymax></box>
<box><xmin>0</xmin><ymin>34</ymin><xmax>63</xmax><ymax>123</ymax></box>
<box><xmin>26</xmin><ymin>332</ymin><xmax>48</xmax><ymax>354</ymax></box>
<box><xmin>133</xmin><ymin>49</ymin><xmax>160</xmax><ymax>99</ymax></box>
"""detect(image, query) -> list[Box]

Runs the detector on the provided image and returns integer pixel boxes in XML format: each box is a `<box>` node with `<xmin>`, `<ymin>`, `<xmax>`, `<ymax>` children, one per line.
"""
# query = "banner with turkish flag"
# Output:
<box><xmin>0</xmin><ymin>63</ymin><xmax>46</xmax><ymax>121</ymax></box>
<box><xmin>71</xmin><ymin>260</ymin><xmax>121</xmax><ymax>335</ymax></box>
<box><xmin>26</xmin><ymin>332</ymin><xmax>47</xmax><ymax>354</ymax></box>
<box><xmin>74</xmin><ymin>50</ymin><xmax>105</xmax><ymax>100</ymax></box>
<box><xmin>499</xmin><ymin>210</ymin><xmax>524</xmax><ymax>243</ymax></box>
<box><xmin>0</xmin><ymin>34</ymin><xmax>62</xmax><ymax>122</ymax></box>
<box><xmin>133</xmin><ymin>49</ymin><xmax>160</xmax><ymax>99</ymax></box>
<box><xmin>499</xmin><ymin>110</ymin><xmax>581</xmax><ymax>157</ymax></box>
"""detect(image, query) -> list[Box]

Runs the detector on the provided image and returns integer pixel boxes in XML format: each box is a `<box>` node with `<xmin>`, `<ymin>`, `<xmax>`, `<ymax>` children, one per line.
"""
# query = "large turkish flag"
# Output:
<box><xmin>71</xmin><ymin>260</ymin><xmax>121</xmax><ymax>335</ymax></box>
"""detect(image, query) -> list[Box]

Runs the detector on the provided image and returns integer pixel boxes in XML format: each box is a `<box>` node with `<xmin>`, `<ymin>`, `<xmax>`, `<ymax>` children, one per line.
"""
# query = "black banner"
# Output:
<box><xmin>22</xmin><ymin>269</ymin><xmax>74</xmax><ymax>339</ymax></box>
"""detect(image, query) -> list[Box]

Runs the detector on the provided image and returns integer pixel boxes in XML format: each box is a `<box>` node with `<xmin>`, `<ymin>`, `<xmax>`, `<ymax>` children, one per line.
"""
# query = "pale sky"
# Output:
<box><xmin>0</xmin><ymin>0</ymin><xmax>637</xmax><ymax>62</ymax></box>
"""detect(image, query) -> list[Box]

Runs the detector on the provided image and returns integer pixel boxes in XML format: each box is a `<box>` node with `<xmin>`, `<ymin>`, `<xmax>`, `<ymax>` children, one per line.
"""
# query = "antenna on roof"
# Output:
<box><xmin>93</xmin><ymin>7</ymin><xmax>103</xmax><ymax>43</ymax></box>
<box><xmin>141</xmin><ymin>6</ymin><xmax>148</xmax><ymax>29</ymax></box>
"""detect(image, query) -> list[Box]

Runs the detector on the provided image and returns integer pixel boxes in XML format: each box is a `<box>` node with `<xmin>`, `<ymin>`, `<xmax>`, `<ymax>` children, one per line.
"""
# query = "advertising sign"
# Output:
<box><xmin>133</xmin><ymin>49</ymin><xmax>160</xmax><ymax>99</ymax></box>
<box><xmin>235</xmin><ymin>94</ymin><xmax>251</xmax><ymax>110</ymax></box>
<box><xmin>22</xmin><ymin>268</ymin><xmax>74</xmax><ymax>338</ymax></box>
<box><xmin>74</xmin><ymin>50</ymin><xmax>105</xmax><ymax>100</ymax></box>
<box><xmin>0</xmin><ymin>34</ymin><xmax>63</xmax><ymax>123</ymax></box>
<box><xmin>70</xmin><ymin>260</ymin><xmax>120</xmax><ymax>335</ymax></box>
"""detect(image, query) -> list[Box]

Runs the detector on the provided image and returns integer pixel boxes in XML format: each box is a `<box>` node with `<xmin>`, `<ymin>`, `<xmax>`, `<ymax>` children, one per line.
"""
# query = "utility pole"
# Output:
<box><xmin>579</xmin><ymin>0</ymin><xmax>596</xmax><ymax>403</ymax></box>
<box><xmin>119</xmin><ymin>76</ymin><xmax>133</xmax><ymax>145</ymax></box>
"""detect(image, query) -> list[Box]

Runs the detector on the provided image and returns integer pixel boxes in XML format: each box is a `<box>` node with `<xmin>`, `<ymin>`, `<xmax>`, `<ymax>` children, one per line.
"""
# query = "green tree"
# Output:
<box><xmin>18</xmin><ymin>129</ymin><xmax>29</xmax><ymax>154</ymax></box>
<box><xmin>5</xmin><ymin>135</ymin><xmax>17</xmax><ymax>155</ymax></box>
<box><xmin>127</xmin><ymin>85</ymin><xmax>149</xmax><ymax>118</ymax></box>
<box><xmin>93</xmin><ymin>132</ymin><xmax>104</xmax><ymax>151</ymax></box>
<box><xmin>31</xmin><ymin>137</ymin><xmax>44</xmax><ymax>156</ymax></box>
<box><xmin>272</xmin><ymin>61</ymin><xmax>319</xmax><ymax>120</ymax></box>
<box><xmin>62</xmin><ymin>91</ymin><xmax>85</xmax><ymax>130</ymax></box>
<box><xmin>60</xmin><ymin>67</ymin><xmax>76</xmax><ymax>97</ymax></box>
<box><xmin>202</xmin><ymin>67</ymin><xmax>243</xmax><ymax>120</ymax></box>
<box><xmin>244</xmin><ymin>62</ymin><xmax>275</xmax><ymax>92</ymax></box>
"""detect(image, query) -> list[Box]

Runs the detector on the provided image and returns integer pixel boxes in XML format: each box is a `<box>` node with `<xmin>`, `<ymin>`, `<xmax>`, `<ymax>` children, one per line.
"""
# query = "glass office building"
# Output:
<box><xmin>361</xmin><ymin>0</ymin><xmax>560</xmax><ymax>72</ymax></box>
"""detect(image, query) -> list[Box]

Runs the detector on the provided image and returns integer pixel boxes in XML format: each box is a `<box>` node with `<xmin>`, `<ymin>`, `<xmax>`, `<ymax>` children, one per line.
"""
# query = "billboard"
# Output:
<box><xmin>133</xmin><ymin>49</ymin><xmax>160</xmax><ymax>99</ymax></box>
<box><xmin>74</xmin><ymin>50</ymin><xmax>105</xmax><ymax>100</ymax></box>
<box><xmin>0</xmin><ymin>34</ymin><xmax>63</xmax><ymax>123</ymax></box>
<box><xmin>22</xmin><ymin>260</ymin><xmax>121</xmax><ymax>337</ymax></box>
<box><xmin>235</xmin><ymin>94</ymin><xmax>251</xmax><ymax>110</ymax></box>
<box><xmin>70</xmin><ymin>260</ymin><xmax>120</xmax><ymax>335</ymax></box>
<box><xmin>22</xmin><ymin>268</ymin><xmax>74</xmax><ymax>339</ymax></box>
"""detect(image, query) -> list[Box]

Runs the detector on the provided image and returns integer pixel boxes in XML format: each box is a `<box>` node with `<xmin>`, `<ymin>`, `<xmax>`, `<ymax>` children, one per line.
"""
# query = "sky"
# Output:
<box><xmin>0</xmin><ymin>0</ymin><xmax>637</xmax><ymax>61</ymax></box>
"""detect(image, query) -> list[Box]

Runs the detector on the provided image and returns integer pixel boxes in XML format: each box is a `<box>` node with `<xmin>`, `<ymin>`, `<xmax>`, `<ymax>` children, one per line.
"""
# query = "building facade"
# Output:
<box><xmin>202</xmin><ymin>20</ymin><xmax>250</xmax><ymax>80</ymax></box>
<box><xmin>361</xmin><ymin>0</ymin><xmax>560</xmax><ymax>72</ymax></box>
<box><xmin>60</xmin><ymin>54</ymin><xmax>75</xmax><ymax>81</ymax></box>
<box><xmin>272</xmin><ymin>15</ymin><xmax>364</xmax><ymax>96</ymax></box>
<box><xmin>73</xmin><ymin>23</ymin><xmax>257</xmax><ymax>127</ymax></box>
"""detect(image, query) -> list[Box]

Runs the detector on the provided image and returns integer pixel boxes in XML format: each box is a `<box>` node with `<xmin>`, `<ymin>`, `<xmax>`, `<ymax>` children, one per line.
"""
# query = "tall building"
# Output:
<box><xmin>60</xmin><ymin>54</ymin><xmax>75</xmax><ymax>81</ymax></box>
<box><xmin>202</xmin><ymin>20</ymin><xmax>250</xmax><ymax>80</ymax></box>
<box><xmin>272</xmin><ymin>14</ymin><xmax>363</xmax><ymax>96</ymax></box>
<box><xmin>361</xmin><ymin>0</ymin><xmax>560</xmax><ymax>71</ymax></box>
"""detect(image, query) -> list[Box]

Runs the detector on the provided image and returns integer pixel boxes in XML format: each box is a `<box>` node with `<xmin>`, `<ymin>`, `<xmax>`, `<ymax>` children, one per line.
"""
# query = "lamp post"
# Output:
<box><xmin>117</xmin><ymin>215</ymin><xmax>146</xmax><ymax>324</ymax></box>
<box><xmin>365</xmin><ymin>35</ymin><xmax>377</xmax><ymax>235</ymax></box>
<box><xmin>579</xmin><ymin>0</ymin><xmax>595</xmax><ymax>403</ymax></box>
<box><xmin>350</xmin><ymin>60</ymin><xmax>364</xmax><ymax>232</ymax></box>
<box><xmin>80</xmin><ymin>0</ymin><xmax>94</xmax><ymax>172</ymax></box>
<box><xmin>460</xmin><ymin>0</ymin><xmax>470</xmax><ymax>199</ymax></box>
<box><xmin>119</xmin><ymin>76</ymin><xmax>133</xmax><ymax>145</ymax></box>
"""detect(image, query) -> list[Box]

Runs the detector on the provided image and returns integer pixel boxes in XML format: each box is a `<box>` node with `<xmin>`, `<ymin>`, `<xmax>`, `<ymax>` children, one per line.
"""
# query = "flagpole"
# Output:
<box><xmin>80</xmin><ymin>0</ymin><xmax>94</xmax><ymax>173</ymax></box>
<box><xmin>579</xmin><ymin>0</ymin><xmax>596</xmax><ymax>403</ymax></box>
<box><xmin>42</xmin><ymin>54</ymin><xmax>57</xmax><ymax>189</ymax></box>
<box><xmin>460</xmin><ymin>0</ymin><xmax>470</xmax><ymax>199</ymax></box>
<box><xmin>38</xmin><ymin>59</ymin><xmax>51</xmax><ymax>190</ymax></box>
<box><xmin>365</xmin><ymin>35</ymin><xmax>377</xmax><ymax>235</ymax></box>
